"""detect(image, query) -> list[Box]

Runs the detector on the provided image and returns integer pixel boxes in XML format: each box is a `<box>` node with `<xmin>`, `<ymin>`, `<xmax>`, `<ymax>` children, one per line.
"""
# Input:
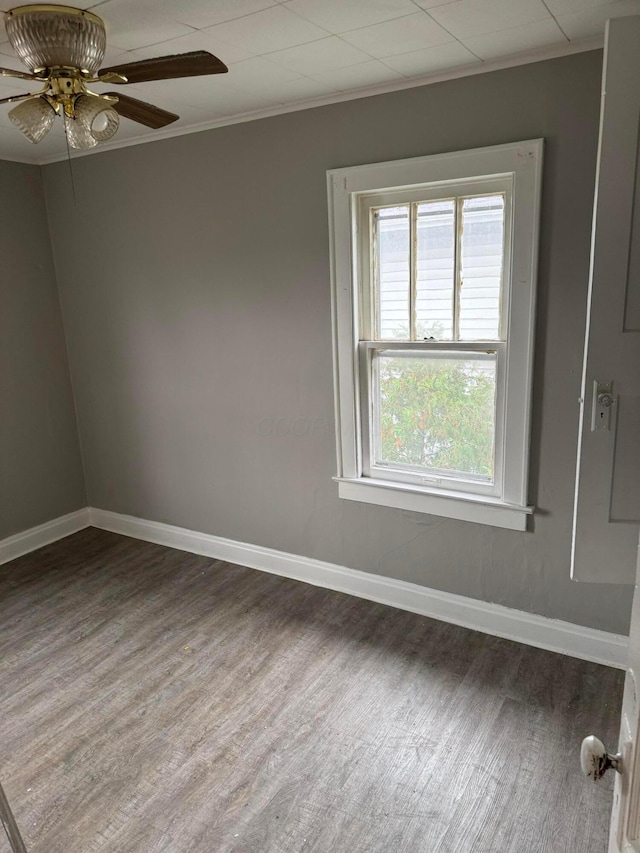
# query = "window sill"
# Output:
<box><xmin>335</xmin><ymin>477</ymin><xmax>533</xmax><ymax>531</ymax></box>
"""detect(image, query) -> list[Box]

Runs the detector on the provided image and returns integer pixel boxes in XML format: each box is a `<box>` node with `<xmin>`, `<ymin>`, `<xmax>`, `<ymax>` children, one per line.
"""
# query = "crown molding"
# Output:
<box><xmin>31</xmin><ymin>35</ymin><xmax>603</xmax><ymax>167</ymax></box>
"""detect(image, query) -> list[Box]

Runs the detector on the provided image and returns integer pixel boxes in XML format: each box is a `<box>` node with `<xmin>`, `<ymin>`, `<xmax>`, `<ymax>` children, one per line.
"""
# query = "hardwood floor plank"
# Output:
<box><xmin>0</xmin><ymin>529</ymin><xmax>623</xmax><ymax>852</ymax></box>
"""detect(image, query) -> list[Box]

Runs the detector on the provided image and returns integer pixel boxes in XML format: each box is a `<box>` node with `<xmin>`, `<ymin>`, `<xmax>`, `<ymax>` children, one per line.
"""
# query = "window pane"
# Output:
<box><xmin>374</xmin><ymin>206</ymin><xmax>410</xmax><ymax>339</ymax></box>
<box><xmin>372</xmin><ymin>351</ymin><xmax>496</xmax><ymax>482</ymax></box>
<box><xmin>416</xmin><ymin>200</ymin><xmax>455</xmax><ymax>340</ymax></box>
<box><xmin>459</xmin><ymin>195</ymin><xmax>504</xmax><ymax>341</ymax></box>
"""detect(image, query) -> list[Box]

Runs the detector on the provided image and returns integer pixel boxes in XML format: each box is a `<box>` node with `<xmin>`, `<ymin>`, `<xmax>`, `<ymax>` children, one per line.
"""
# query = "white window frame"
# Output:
<box><xmin>327</xmin><ymin>140</ymin><xmax>543</xmax><ymax>531</ymax></box>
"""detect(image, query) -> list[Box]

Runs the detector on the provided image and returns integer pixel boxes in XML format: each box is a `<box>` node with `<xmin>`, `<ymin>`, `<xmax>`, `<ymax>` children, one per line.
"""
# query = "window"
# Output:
<box><xmin>328</xmin><ymin>140</ymin><xmax>543</xmax><ymax>530</ymax></box>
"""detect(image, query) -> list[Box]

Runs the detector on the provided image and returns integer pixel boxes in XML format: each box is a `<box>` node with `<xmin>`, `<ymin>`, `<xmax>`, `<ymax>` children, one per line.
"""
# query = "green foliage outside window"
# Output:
<box><xmin>377</xmin><ymin>356</ymin><xmax>496</xmax><ymax>479</ymax></box>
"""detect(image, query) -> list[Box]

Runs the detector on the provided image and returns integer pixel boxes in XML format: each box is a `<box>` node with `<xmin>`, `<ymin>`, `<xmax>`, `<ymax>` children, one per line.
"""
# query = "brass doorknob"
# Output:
<box><xmin>581</xmin><ymin>735</ymin><xmax>622</xmax><ymax>781</ymax></box>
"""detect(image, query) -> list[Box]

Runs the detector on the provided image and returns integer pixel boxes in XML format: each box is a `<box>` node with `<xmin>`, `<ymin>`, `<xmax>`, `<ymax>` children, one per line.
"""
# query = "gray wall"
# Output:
<box><xmin>1</xmin><ymin>160</ymin><xmax>86</xmax><ymax>538</ymax></box>
<box><xmin>43</xmin><ymin>50</ymin><xmax>632</xmax><ymax>635</ymax></box>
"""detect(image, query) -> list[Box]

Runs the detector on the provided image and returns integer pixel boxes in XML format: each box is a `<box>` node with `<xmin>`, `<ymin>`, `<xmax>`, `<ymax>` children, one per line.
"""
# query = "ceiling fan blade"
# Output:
<box><xmin>99</xmin><ymin>51</ymin><xmax>228</xmax><ymax>84</ymax></box>
<box><xmin>0</xmin><ymin>67</ymin><xmax>37</xmax><ymax>81</ymax></box>
<box><xmin>0</xmin><ymin>92</ymin><xmax>36</xmax><ymax>105</ymax></box>
<box><xmin>106</xmin><ymin>93</ymin><xmax>179</xmax><ymax>129</ymax></box>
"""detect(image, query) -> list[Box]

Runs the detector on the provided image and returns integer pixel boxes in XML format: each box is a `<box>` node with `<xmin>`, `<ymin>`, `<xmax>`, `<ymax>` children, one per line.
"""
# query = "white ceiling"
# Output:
<box><xmin>0</xmin><ymin>0</ymin><xmax>636</xmax><ymax>164</ymax></box>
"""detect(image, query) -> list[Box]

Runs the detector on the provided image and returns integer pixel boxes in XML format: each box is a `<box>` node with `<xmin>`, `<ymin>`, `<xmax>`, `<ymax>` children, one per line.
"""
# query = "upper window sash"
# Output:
<box><xmin>358</xmin><ymin>176</ymin><xmax>513</xmax><ymax>345</ymax></box>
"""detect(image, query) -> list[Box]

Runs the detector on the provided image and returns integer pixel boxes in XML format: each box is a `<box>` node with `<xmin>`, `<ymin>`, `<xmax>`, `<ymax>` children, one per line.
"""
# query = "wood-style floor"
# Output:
<box><xmin>0</xmin><ymin>528</ymin><xmax>623</xmax><ymax>853</ymax></box>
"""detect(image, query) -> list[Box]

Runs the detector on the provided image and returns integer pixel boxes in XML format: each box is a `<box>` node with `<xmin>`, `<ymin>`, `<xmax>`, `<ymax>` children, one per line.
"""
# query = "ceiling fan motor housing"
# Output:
<box><xmin>6</xmin><ymin>5</ymin><xmax>106</xmax><ymax>75</ymax></box>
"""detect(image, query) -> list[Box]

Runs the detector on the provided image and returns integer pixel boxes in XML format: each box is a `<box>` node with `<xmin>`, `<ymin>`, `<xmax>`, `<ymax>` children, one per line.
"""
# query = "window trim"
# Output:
<box><xmin>327</xmin><ymin>140</ymin><xmax>543</xmax><ymax>531</ymax></box>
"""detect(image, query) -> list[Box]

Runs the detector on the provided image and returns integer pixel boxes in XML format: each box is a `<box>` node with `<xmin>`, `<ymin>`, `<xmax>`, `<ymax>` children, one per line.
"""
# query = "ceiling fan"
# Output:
<box><xmin>0</xmin><ymin>3</ymin><xmax>228</xmax><ymax>149</ymax></box>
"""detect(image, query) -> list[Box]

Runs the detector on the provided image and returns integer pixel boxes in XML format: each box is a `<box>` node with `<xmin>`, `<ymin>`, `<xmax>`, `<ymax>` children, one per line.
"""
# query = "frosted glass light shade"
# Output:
<box><xmin>64</xmin><ymin>111</ymin><xmax>97</xmax><ymax>149</ymax></box>
<box><xmin>5</xmin><ymin>6</ymin><xmax>106</xmax><ymax>74</ymax></box>
<box><xmin>74</xmin><ymin>95</ymin><xmax>119</xmax><ymax>142</ymax></box>
<box><xmin>9</xmin><ymin>97</ymin><xmax>55</xmax><ymax>143</ymax></box>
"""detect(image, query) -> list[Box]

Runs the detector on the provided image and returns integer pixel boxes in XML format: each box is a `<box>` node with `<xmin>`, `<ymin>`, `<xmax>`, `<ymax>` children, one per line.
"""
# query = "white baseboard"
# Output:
<box><xmin>0</xmin><ymin>508</ymin><xmax>91</xmax><ymax>567</ymax></box>
<box><xmin>88</xmin><ymin>507</ymin><xmax>629</xmax><ymax>670</ymax></box>
<box><xmin>1</xmin><ymin>507</ymin><xmax>627</xmax><ymax>669</ymax></box>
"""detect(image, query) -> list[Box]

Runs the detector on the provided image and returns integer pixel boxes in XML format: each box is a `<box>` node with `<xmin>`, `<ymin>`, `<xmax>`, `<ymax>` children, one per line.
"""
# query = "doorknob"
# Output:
<box><xmin>591</xmin><ymin>380</ymin><xmax>616</xmax><ymax>431</ymax></box>
<box><xmin>581</xmin><ymin>735</ymin><xmax>623</xmax><ymax>781</ymax></box>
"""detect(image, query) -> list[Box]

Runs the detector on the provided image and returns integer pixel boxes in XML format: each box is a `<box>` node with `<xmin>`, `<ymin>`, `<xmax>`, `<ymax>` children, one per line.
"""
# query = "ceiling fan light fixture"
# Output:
<box><xmin>5</xmin><ymin>5</ymin><xmax>106</xmax><ymax>74</ymax></box>
<box><xmin>8</xmin><ymin>95</ymin><xmax>55</xmax><ymax>143</ymax></box>
<box><xmin>1</xmin><ymin>5</ymin><xmax>229</xmax><ymax>151</ymax></box>
<box><xmin>74</xmin><ymin>93</ymin><xmax>119</xmax><ymax>142</ymax></box>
